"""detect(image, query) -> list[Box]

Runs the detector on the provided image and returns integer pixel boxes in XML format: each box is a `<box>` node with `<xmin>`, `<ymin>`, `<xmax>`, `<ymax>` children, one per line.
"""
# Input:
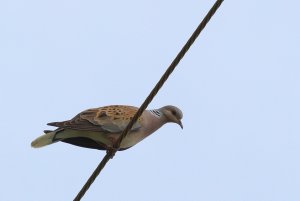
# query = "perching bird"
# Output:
<box><xmin>31</xmin><ymin>105</ymin><xmax>183</xmax><ymax>151</ymax></box>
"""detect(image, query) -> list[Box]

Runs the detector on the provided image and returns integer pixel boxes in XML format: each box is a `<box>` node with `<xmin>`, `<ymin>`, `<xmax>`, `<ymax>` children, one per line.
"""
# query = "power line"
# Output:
<box><xmin>73</xmin><ymin>1</ymin><xmax>224</xmax><ymax>200</ymax></box>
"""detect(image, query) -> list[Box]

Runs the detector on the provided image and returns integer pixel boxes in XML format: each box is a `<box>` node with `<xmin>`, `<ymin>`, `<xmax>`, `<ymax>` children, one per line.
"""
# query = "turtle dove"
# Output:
<box><xmin>31</xmin><ymin>105</ymin><xmax>183</xmax><ymax>151</ymax></box>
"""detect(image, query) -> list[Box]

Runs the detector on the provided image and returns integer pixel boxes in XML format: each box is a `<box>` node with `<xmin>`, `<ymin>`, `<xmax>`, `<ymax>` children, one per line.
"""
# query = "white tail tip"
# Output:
<box><xmin>31</xmin><ymin>132</ymin><xmax>55</xmax><ymax>148</ymax></box>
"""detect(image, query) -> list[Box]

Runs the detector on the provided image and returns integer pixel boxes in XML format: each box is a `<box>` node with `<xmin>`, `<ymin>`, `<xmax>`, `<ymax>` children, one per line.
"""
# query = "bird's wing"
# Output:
<box><xmin>47</xmin><ymin>105</ymin><xmax>142</xmax><ymax>133</ymax></box>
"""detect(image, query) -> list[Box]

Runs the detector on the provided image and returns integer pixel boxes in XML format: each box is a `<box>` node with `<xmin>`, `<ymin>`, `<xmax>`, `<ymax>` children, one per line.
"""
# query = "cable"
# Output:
<box><xmin>73</xmin><ymin>1</ymin><xmax>224</xmax><ymax>200</ymax></box>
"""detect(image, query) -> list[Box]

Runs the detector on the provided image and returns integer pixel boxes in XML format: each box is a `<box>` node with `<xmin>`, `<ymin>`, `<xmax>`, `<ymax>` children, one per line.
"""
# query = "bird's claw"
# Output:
<box><xmin>106</xmin><ymin>146</ymin><xmax>118</xmax><ymax>159</ymax></box>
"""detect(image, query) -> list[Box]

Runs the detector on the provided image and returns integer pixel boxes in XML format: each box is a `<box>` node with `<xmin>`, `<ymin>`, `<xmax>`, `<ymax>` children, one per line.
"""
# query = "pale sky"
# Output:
<box><xmin>1</xmin><ymin>0</ymin><xmax>300</xmax><ymax>201</ymax></box>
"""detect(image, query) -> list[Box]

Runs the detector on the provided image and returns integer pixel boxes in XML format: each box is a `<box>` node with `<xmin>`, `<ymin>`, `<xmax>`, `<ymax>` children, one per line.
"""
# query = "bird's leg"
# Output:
<box><xmin>105</xmin><ymin>136</ymin><xmax>119</xmax><ymax>159</ymax></box>
<box><xmin>106</xmin><ymin>147</ymin><xmax>117</xmax><ymax>159</ymax></box>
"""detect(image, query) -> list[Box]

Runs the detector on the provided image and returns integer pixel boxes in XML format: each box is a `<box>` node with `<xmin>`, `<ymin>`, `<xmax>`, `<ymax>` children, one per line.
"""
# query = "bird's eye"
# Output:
<box><xmin>171</xmin><ymin>110</ymin><xmax>177</xmax><ymax>116</ymax></box>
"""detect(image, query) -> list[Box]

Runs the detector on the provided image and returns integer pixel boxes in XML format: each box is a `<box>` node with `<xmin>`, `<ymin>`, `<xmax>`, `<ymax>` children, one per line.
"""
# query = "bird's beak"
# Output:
<box><xmin>177</xmin><ymin>120</ymin><xmax>183</xmax><ymax>129</ymax></box>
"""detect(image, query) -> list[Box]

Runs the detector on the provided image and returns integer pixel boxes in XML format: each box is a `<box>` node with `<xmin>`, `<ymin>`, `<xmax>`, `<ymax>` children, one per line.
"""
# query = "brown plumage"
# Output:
<box><xmin>47</xmin><ymin>105</ymin><xmax>143</xmax><ymax>132</ymax></box>
<box><xmin>31</xmin><ymin>105</ymin><xmax>183</xmax><ymax>151</ymax></box>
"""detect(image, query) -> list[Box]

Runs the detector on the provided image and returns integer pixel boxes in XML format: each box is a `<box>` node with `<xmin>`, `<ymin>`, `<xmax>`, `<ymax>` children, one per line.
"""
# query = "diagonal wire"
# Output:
<box><xmin>73</xmin><ymin>0</ymin><xmax>224</xmax><ymax>200</ymax></box>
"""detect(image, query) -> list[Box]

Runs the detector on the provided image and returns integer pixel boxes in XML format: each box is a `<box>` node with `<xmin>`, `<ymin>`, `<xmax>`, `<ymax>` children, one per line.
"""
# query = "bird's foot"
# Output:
<box><xmin>106</xmin><ymin>146</ymin><xmax>118</xmax><ymax>159</ymax></box>
<box><xmin>105</xmin><ymin>137</ymin><xmax>120</xmax><ymax>158</ymax></box>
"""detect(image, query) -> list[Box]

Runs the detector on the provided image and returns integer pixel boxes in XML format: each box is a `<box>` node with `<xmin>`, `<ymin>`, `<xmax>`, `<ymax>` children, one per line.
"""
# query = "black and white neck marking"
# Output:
<box><xmin>149</xmin><ymin>109</ymin><xmax>162</xmax><ymax>117</ymax></box>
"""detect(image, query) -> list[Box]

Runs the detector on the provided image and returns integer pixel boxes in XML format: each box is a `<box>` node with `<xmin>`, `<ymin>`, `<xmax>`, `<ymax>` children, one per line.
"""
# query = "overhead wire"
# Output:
<box><xmin>73</xmin><ymin>1</ymin><xmax>224</xmax><ymax>200</ymax></box>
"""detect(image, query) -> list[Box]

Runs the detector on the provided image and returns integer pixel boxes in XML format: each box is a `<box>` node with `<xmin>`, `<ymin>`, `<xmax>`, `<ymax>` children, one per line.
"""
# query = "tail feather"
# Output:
<box><xmin>31</xmin><ymin>132</ymin><xmax>56</xmax><ymax>148</ymax></box>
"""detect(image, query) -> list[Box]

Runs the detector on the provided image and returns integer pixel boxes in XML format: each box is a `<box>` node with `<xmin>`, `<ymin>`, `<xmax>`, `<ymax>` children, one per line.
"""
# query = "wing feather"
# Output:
<box><xmin>47</xmin><ymin>105</ymin><xmax>142</xmax><ymax>133</ymax></box>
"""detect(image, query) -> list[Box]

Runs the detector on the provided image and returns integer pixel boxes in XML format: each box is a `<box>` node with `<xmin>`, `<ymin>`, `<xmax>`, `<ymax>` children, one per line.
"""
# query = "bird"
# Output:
<box><xmin>31</xmin><ymin>105</ymin><xmax>183</xmax><ymax>151</ymax></box>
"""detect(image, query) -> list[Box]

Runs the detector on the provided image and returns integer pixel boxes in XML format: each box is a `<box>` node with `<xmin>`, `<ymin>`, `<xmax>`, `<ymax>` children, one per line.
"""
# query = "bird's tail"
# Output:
<box><xmin>31</xmin><ymin>131</ymin><xmax>56</xmax><ymax>148</ymax></box>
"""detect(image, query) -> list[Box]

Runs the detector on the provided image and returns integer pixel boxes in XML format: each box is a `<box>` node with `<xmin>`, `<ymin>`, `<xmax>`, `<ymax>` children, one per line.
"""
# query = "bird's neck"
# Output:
<box><xmin>144</xmin><ymin>109</ymin><xmax>167</xmax><ymax>134</ymax></box>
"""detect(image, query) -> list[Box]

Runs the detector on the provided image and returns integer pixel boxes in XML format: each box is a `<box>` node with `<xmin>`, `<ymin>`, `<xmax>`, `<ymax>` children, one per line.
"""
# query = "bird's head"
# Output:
<box><xmin>160</xmin><ymin>105</ymin><xmax>183</xmax><ymax>129</ymax></box>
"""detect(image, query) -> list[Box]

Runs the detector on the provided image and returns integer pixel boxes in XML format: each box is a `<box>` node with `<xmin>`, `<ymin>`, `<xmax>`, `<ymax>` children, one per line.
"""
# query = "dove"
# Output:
<box><xmin>31</xmin><ymin>105</ymin><xmax>183</xmax><ymax>151</ymax></box>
